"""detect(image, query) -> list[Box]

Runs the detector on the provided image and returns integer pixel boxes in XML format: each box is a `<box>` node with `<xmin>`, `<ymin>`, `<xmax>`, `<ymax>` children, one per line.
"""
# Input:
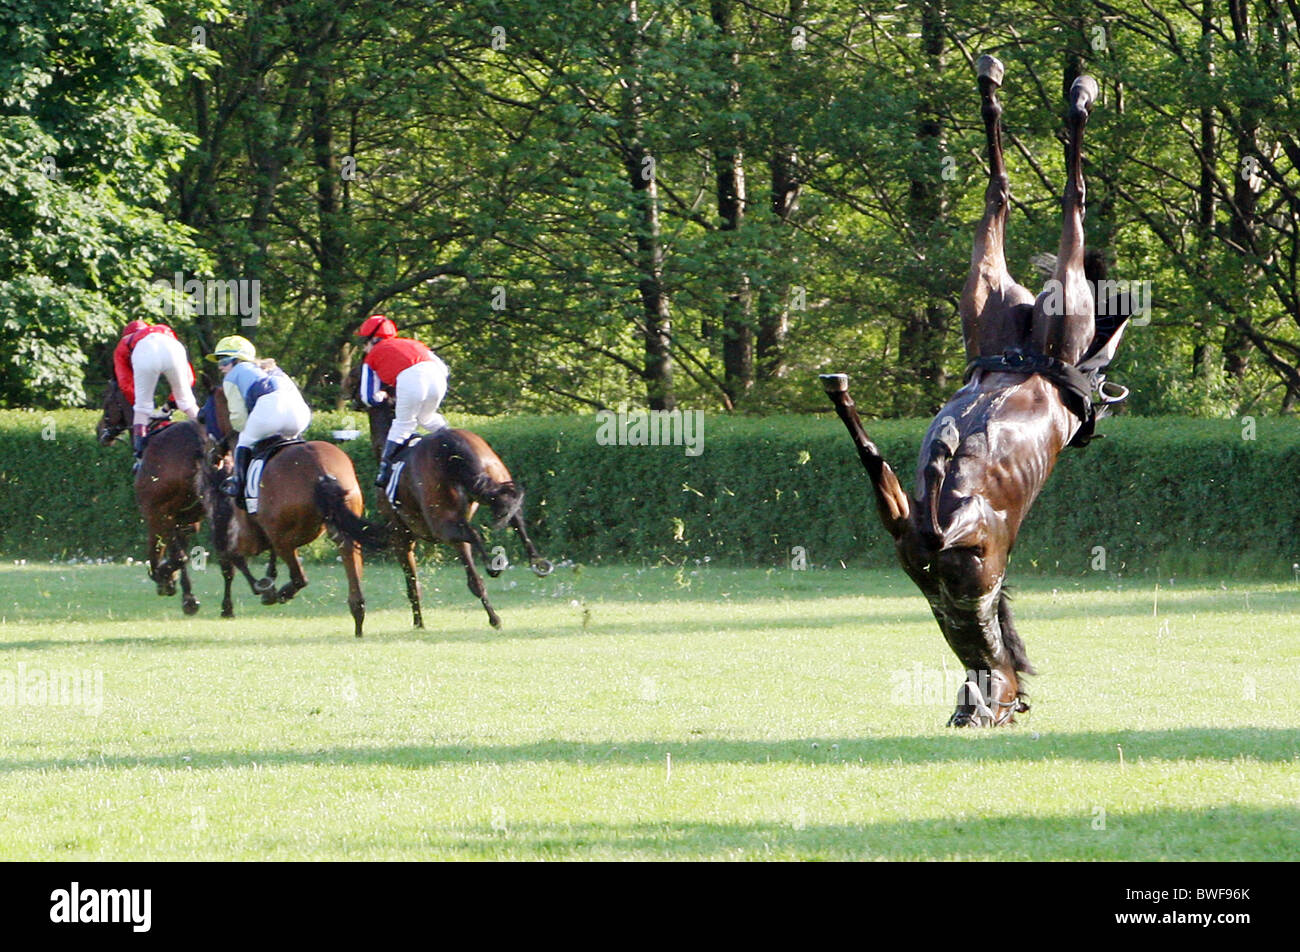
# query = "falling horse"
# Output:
<box><xmin>822</xmin><ymin>56</ymin><xmax>1130</xmax><ymax>726</ymax></box>
<box><xmin>343</xmin><ymin>367</ymin><xmax>552</xmax><ymax>630</ymax></box>
<box><xmin>206</xmin><ymin>386</ymin><xmax>387</xmax><ymax>637</ymax></box>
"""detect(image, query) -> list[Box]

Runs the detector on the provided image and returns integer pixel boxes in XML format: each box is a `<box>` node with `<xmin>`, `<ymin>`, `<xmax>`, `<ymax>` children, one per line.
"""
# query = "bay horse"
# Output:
<box><xmin>343</xmin><ymin>367</ymin><xmax>552</xmax><ymax>630</ymax></box>
<box><xmin>99</xmin><ymin>380</ymin><xmax>279</xmax><ymax>617</ymax></box>
<box><xmin>822</xmin><ymin>56</ymin><xmax>1130</xmax><ymax>726</ymax></box>
<box><xmin>206</xmin><ymin>385</ymin><xmax>386</xmax><ymax>637</ymax></box>
<box><xmin>98</xmin><ymin>380</ymin><xmax>205</xmax><ymax>614</ymax></box>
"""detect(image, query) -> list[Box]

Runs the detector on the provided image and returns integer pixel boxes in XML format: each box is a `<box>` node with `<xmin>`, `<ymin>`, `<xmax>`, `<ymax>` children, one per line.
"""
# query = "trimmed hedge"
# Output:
<box><xmin>2</xmin><ymin>409</ymin><xmax>1299</xmax><ymax>577</ymax></box>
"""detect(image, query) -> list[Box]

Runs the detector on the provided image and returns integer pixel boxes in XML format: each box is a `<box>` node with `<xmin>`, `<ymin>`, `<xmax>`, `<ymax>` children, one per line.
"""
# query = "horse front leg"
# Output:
<box><xmin>510</xmin><ymin>514</ymin><xmax>553</xmax><ymax>577</ymax></box>
<box><xmin>396</xmin><ymin>534</ymin><xmax>424</xmax><ymax>628</ymax></box>
<box><xmin>456</xmin><ymin>541</ymin><xmax>500</xmax><ymax>629</ymax></box>
<box><xmin>1031</xmin><ymin>73</ymin><xmax>1099</xmax><ymax>366</ymax></box>
<box><xmin>819</xmin><ymin>375</ymin><xmax>911</xmax><ymax>539</ymax></box>
<box><xmin>170</xmin><ymin>529</ymin><xmax>200</xmax><ymax>616</ymax></box>
<box><xmin>219</xmin><ymin>556</ymin><xmax>236</xmax><ymax>618</ymax></box>
<box><xmin>961</xmin><ymin>54</ymin><xmax>1035</xmax><ymax>361</ymax></box>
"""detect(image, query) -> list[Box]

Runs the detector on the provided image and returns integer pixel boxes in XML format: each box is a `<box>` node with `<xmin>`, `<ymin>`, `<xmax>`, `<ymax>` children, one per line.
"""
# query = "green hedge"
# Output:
<box><xmin>2</xmin><ymin>409</ymin><xmax>1299</xmax><ymax>577</ymax></box>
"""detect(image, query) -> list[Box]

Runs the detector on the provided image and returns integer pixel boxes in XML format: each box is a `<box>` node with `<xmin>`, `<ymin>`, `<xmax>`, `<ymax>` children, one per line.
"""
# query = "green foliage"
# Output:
<box><xmin>0</xmin><ymin>0</ymin><xmax>214</xmax><ymax>407</ymax></box>
<box><xmin>4</xmin><ymin>409</ymin><xmax>1299</xmax><ymax>580</ymax></box>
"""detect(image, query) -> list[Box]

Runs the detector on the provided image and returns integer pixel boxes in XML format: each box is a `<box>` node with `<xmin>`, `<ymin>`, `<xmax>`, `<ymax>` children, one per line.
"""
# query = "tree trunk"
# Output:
<box><xmin>622</xmin><ymin>1</ymin><xmax>675</xmax><ymax>410</ymax></box>
<box><xmin>712</xmin><ymin>0</ymin><xmax>753</xmax><ymax>404</ymax></box>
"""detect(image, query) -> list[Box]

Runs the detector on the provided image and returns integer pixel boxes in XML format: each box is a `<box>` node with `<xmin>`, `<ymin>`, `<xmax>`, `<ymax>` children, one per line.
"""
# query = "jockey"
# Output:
<box><xmin>355</xmin><ymin>315</ymin><xmax>450</xmax><ymax>488</ymax></box>
<box><xmin>112</xmin><ymin>320</ymin><xmax>200</xmax><ymax>468</ymax></box>
<box><xmin>207</xmin><ymin>335</ymin><xmax>312</xmax><ymax>506</ymax></box>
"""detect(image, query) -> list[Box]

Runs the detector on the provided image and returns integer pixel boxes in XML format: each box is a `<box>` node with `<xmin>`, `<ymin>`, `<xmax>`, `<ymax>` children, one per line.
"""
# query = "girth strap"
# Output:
<box><xmin>964</xmin><ymin>348</ymin><xmax>1101</xmax><ymax>448</ymax></box>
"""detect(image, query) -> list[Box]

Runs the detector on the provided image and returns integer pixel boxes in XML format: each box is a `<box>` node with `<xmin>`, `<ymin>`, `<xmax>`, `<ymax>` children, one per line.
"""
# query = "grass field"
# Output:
<box><xmin>0</xmin><ymin>561</ymin><xmax>1296</xmax><ymax>860</ymax></box>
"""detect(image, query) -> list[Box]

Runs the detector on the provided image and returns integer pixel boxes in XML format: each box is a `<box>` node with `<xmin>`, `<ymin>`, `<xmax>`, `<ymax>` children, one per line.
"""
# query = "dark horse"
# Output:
<box><xmin>98</xmin><ymin>381</ymin><xmax>205</xmax><ymax>614</ymax></box>
<box><xmin>343</xmin><ymin>367</ymin><xmax>552</xmax><ymax>630</ymax></box>
<box><xmin>205</xmin><ymin>386</ymin><xmax>386</xmax><ymax>637</ymax></box>
<box><xmin>822</xmin><ymin>56</ymin><xmax>1130</xmax><ymax>726</ymax></box>
<box><xmin>99</xmin><ymin>380</ymin><xmax>279</xmax><ymax>617</ymax></box>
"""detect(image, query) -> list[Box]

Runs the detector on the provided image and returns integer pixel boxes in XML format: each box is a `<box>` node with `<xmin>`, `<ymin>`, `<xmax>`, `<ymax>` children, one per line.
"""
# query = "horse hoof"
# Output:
<box><xmin>1069</xmin><ymin>75</ymin><xmax>1099</xmax><ymax>116</ymax></box>
<box><xmin>221</xmin><ymin>608</ymin><xmax>234</xmax><ymax>619</ymax></box>
<box><xmin>819</xmin><ymin>373</ymin><xmax>849</xmax><ymax>393</ymax></box>
<box><xmin>489</xmin><ymin>615</ymin><xmax>502</xmax><ymax>629</ymax></box>
<box><xmin>975</xmin><ymin>54</ymin><xmax>1004</xmax><ymax>86</ymax></box>
<box><xmin>182</xmin><ymin>597</ymin><xmax>200</xmax><ymax>616</ymax></box>
<box><xmin>253</xmin><ymin>577</ymin><xmax>275</xmax><ymax>594</ymax></box>
<box><xmin>261</xmin><ymin>592</ymin><xmax>279</xmax><ymax>606</ymax></box>
<box><xmin>531</xmin><ymin>559</ymin><xmax>554</xmax><ymax>578</ymax></box>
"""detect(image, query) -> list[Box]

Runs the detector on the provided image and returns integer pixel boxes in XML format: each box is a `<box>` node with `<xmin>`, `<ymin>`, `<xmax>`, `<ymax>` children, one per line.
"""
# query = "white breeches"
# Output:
<box><xmin>388</xmin><ymin>358</ymin><xmax>449</xmax><ymax>443</ymax></box>
<box><xmin>236</xmin><ymin>388</ymin><xmax>312</xmax><ymax>448</ymax></box>
<box><xmin>131</xmin><ymin>333</ymin><xmax>198</xmax><ymax>426</ymax></box>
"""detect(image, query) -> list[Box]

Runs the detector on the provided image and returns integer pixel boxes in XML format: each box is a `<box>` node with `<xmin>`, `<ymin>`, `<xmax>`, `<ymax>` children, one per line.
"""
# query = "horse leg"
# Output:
<box><xmin>255</xmin><ymin>551</ymin><xmax>278</xmax><ymax>595</ymax></box>
<box><xmin>273</xmin><ymin>544</ymin><xmax>308</xmax><ymax>603</ymax></box>
<box><xmin>147</xmin><ymin>526</ymin><xmax>174</xmax><ymax>596</ymax></box>
<box><xmin>510</xmin><ymin>513</ymin><xmax>553</xmax><ymax>577</ymax></box>
<box><xmin>960</xmin><ymin>55</ymin><xmax>1036</xmax><ymax>361</ymax></box>
<box><xmin>819</xmin><ymin>375</ymin><xmax>910</xmax><ymax>539</ymax></box>
<box><xmin>171</xmin><ymin>531</ymin><xmax>200</xmax><ymax>616</ymax></box>
<box><xmin>1031</xmin><ymin>73</ymin><xmax>1100</xmax><ymax>365</ymax></box>
<box><xmin>456</xmin><ymin>541</ymin><xmax>501</xmax><ymax>629</ymax></box>
<box><xmin>338</xmin><ymin>538</ymin><xmax>365</xmax><ymax>638</ymax></box>
<box><xmin>396</xmin><ymin>535</ymin><xmax>424</xmax><ymax>628</ymax></box>
<box><xmin>219</xmin><ymin>556</ymin><xmax>236</xmax><ymax>618</ymax></box>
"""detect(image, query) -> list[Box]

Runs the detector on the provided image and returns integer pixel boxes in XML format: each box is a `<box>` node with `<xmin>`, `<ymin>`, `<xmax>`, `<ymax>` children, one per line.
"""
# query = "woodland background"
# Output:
<box><xmin>3</xmin><ymin>0</ymin><xmax>1300</xmax><ymax>420</ymax></box>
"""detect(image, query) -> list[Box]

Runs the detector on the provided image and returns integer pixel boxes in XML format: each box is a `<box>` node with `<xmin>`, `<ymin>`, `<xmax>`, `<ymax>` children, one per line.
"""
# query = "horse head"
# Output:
<box><xmin>97</xmin><ymin>380</ymin><xmax>131</xmax><ymax>446</ymax></box>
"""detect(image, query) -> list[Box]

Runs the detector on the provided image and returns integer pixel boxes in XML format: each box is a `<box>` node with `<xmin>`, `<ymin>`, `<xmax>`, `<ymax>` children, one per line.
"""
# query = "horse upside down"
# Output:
<box><xmin>823</xmin><ymin>56</ymin><xmax>1130</xmax><ymax>726</ymax></box>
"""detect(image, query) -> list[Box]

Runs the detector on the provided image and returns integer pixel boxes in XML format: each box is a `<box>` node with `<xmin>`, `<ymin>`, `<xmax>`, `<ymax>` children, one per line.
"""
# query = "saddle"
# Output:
<box><xmin>964</xmin><ymin>332</ymin><xmax>1129</xmax><ymax>449</ymax></box>
<box><xmin>243</xmin><ymin>437</ymin><xmax>306</xmax><ymax>514</ymax></box>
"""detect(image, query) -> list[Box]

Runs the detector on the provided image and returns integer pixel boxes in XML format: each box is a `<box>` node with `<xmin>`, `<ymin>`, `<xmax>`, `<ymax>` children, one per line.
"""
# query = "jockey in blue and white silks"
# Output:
<box><xmin>207</xmin><ymin>335</ymin><xmax>311</xmax><ymax>506</ymax></box>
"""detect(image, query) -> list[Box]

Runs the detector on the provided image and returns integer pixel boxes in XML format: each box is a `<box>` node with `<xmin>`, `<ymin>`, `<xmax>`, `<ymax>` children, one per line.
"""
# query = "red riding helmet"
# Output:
<box><xmin>121</xmin><ymin>320</ymin><xmax>150</xmax><ymax>338</ymax></box>
<box><xmin>355</xmin><ymin>315</ymin><xmax>397</xmax><ymax>340</ymax></box>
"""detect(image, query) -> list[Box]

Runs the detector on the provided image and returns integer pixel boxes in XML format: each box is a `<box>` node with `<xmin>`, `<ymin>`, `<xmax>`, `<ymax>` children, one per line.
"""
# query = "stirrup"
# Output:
<box><xmin>221</xmin><ymin>476</ymin><xmax>240</xmax><ymax>497</ymax></box>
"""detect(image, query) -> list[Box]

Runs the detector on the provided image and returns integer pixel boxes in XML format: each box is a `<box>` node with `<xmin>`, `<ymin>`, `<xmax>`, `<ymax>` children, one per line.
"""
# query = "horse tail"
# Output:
<box><xmin>313</xmin><ymin>475</ymin><xmax>390</xmax><ymax>551</ymax></box>
<box><xmin>998</xmin><ymin>588</ymin><xmax>1036</xmax><ymax>676</ymax></box>
<box><xmin>435</xmin><ymin>431</ymin><xmax>522</xmax><ymax>528</ymax></box>
<box><xmin>921</xmin><ymin>417</ymin><xmax>961</xmax><ymax>546</ymax></box>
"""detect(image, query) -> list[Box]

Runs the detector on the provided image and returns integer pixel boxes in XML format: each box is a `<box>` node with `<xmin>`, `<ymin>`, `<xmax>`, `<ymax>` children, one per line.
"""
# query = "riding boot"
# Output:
<box><xmin>222</xmin><ymin>446</ymin><xmax>252</xmax><ymax>508</ymax></box>
<box><xmin>131</xmin><ymin>424</ymin><xmax>147</xmax><ymax>473</ymax></box>
<box><xmin>375</xmin><ymin>439</ymin><xmax>403</xmax><ymax>488</ymax></box>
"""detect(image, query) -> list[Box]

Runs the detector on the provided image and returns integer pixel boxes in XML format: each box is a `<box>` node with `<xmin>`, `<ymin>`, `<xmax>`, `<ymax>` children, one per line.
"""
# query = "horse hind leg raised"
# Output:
<box><xmin>960</xmin><ymin>54</ymin><xmax>1036</xmax><ymax>362</ymax></box>
<box><xmin>1031</xmin><ymin>73</ymin><xmax>1100</xmax><ymax>365</ymax></box>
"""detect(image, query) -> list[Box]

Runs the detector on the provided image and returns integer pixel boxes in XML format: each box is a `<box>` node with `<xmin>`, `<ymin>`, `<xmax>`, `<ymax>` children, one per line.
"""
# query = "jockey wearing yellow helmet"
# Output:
<box><xmin>208</xmin><ymin>335</ymin><xmax>312</xmax><ymax>506</ymax></box>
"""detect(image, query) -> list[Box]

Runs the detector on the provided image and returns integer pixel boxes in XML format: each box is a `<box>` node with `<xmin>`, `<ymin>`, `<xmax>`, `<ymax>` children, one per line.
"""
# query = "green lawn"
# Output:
<box><xmin>0</xmin><ymin>561</ymin><xmax>1296</xmax><ymax>860</ymax></box>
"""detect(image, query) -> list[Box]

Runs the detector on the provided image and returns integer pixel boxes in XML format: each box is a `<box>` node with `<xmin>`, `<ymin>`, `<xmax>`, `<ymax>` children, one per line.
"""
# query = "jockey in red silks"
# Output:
<box><xmin>354</xmin><ymin>315</ymin><xmax>450</xmax><ymax>488</ymax></box>
<box><xmin>112</xmin><ymin>320</ymin><xmax>200</xmax><ymax>468</ymax></box>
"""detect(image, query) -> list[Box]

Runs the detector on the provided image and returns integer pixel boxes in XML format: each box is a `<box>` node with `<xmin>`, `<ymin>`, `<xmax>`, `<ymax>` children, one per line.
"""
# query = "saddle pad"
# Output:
<box><xmin>245</xmin><ymin>457</ymin><xmax>265</xmax><ymax>514</ymax></box>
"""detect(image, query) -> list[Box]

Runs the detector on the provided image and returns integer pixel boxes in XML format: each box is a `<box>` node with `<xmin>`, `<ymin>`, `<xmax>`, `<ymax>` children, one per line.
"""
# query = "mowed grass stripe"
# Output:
<box><xmin>0</xmin><ymin>564</ymin><xmax>1296</xmax><ymax>860</ymax></box>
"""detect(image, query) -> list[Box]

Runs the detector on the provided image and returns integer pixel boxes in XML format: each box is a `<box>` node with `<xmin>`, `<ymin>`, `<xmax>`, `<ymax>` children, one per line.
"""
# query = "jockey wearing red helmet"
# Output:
<box><xmin>354</xmin><ymin>315</ymin><xmax>450</xmax><ymax>489</ymax></box>
<box><xmin>112</xmin><ymin>320</ymin><xmax>199</xmax><ymax>469</ymax></box>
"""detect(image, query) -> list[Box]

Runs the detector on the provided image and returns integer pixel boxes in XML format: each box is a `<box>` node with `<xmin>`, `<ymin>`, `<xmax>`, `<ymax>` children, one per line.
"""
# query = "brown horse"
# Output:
<box><xmin>206</xmin><ymin>386</ymin><xmax>385</xmax><ymax>637</ymax></box>
<box><xmin>344</xmin><ymin>368</ymin><xmax>552</xmax><ymax>630</ymax></box>
<box><xmin>98</xmin><ymin>381</ymin><xmax>206</xmax><ymax>614</ymax></box>
<box><xmin>99</xmin><ymin>380</ymin><xmax>279</xmax><ymax>617</ymax></box>
<box><xmin>822</xmin><ymin>56</ymin><xmax>1129</xmax><ymax>726</ymax></box>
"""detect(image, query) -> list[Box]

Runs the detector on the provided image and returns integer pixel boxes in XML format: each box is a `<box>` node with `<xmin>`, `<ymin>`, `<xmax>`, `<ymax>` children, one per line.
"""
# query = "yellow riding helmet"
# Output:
<box><xmin>207</xmin><ymin>335</ymin><xmax>256</xmax><ymax>363</ymax></box>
